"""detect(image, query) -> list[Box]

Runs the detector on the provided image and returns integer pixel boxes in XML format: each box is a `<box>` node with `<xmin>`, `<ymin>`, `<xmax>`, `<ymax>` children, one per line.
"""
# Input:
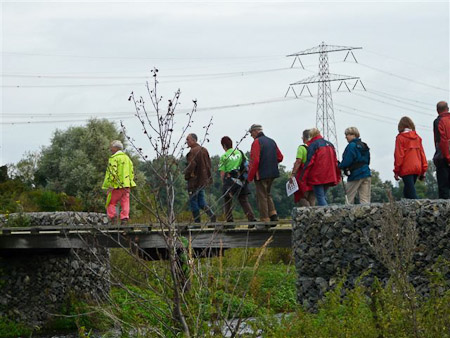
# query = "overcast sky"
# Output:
<box><xmin>1</xmin><ymin>0</ymin><xmax>449</xmax><ymax>182</ymax></box>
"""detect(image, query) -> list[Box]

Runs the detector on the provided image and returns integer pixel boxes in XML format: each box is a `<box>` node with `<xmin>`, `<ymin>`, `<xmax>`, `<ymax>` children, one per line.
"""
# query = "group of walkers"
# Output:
<box><xmin>102</xmin><ymin>100</ymin><xmax>450</xmax><ymax>225</ymax></box>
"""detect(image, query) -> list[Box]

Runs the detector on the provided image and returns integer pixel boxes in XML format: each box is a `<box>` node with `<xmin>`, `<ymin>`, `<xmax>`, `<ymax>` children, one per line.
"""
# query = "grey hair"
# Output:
<box><xmin>111</xmin><ymin>140</ymin><xmax>124</xmax><ymax>150</ymax></box>
<box><xmin>309</xmin><ymin>128</ymin><xmax>320</xmax><ymax>138</ymax></box>
<box><xmin>188</xmin><ymin>133</ymin><xmax>198</xmax><ymax>141</ymax></box>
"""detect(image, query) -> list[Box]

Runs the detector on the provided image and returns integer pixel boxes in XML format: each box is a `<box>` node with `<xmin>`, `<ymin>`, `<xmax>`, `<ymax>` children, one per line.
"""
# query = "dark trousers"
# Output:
<box><xmin>224</xmin><ymin>193</ymin><xmax>255</xmax><ymax>222</ymax></box>
<box><xmin>402</xmin><ymin>174</ymin><xmax>418</xmax><ymax>199</ymax></box>
<box><xmin>436</xmin><ymin>161</ymin><xmax>450</xmax><ymax>199</ymax></box>
<box><xmin>223</xmin><ymin>177</ymin><xmax>255</xmax><ymax>221</ymax></box>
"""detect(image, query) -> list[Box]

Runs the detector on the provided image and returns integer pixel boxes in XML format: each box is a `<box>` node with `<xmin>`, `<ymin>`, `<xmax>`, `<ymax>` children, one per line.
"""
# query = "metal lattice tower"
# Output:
<box><xmin>286</xmin><ymin>42</ymin><xmax>364</xmax><ymax>152</ymax></box>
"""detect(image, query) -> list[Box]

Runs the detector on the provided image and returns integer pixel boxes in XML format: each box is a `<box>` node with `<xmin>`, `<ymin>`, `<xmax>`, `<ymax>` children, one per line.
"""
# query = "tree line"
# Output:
<box><xmin>1</xmin><ymin>118</ymin><xmax>439</xmax><ymax>219</ymax></box>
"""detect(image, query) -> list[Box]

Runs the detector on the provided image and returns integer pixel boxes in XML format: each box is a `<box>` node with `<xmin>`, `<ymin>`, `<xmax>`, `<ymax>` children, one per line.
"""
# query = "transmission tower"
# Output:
<box><xmin>285</xmin><ymin>42</ymin><xmax>365</xmax><ymax>152</ymax></box>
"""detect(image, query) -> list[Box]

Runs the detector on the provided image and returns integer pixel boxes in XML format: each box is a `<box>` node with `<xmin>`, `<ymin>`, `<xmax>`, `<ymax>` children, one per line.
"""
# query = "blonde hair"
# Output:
<box><xmin>309</xmin><ymin>128</ymin><xmax>320</xmax><ymax>138</ymax></box>
<box><xmin>345</xmin><ymin>127</ymin><xmax>360</xmax><ymax>138</ymax></box>
<box><xmin>398</xmin><ymin>116</ymin><xmax>415</xmax><ymax>132</ymax></box>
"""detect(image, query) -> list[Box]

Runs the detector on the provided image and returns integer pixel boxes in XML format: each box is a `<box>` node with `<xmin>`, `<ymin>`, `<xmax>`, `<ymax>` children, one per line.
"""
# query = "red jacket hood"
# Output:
<box><xmin>398</xmin><ymin>130</ymin><xmax>420</xmax><ymax>140</ymax></box>
<box><xmin>307</xmin><ymin>135</ymin><xmax>323</xmax><ymax>145</ymax></box>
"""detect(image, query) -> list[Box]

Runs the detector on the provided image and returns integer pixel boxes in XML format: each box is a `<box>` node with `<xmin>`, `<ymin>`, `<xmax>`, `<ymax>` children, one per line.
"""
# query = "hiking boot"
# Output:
<box><xmin>109</xmin><ymin>217</ymin><xmax>118</xmax><ymax>226</ymax></box>
<box><xmin>192</xmin><ymin>211</ymin><xmax>201</xmax><ymax>223</ymax></box>
<box><xmin>210</xmin><ymin>214</ymin><xmax>217</xmax><ymax>223</ymax></box>
<box><xmin>120</xmin><ymin>218</ymin><xmax>128</xmax><ymax>226</ymax></box>
<box><xmin>247</xmin><ymin>218</ymin><xmax>257</xmax><ymax>229</ymax></box>
<box><xmin>269</xmin><ymin>214</ymin><xmax>279</xmax><ymax>222</ymax></box>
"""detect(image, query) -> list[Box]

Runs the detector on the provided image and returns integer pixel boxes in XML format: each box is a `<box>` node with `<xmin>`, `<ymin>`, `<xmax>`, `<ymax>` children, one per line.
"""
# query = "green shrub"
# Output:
<box><xmin>0</xmin><ymin>318</ymin><xmax>32</xmax><ymax>337</ymax></box>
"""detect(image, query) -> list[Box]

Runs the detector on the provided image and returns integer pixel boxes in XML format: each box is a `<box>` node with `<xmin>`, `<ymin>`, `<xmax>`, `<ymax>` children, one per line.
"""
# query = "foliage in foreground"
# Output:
<box><xmin>3</xmin><ymin>249</ymin><xmax>448</xmax><ymax>338</ymax></box>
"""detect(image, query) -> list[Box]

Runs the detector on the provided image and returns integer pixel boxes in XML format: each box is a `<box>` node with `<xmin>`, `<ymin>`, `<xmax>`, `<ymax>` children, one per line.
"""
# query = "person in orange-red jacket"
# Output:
<box><xmin>394</xmin><ymin>116</ymin><xmax>428</xmax><ymax>199</ymax></box>
<box><xmin>300</xmin><ymin>128</ymin><xmax>341</xmax><ymax>206</ymax></box>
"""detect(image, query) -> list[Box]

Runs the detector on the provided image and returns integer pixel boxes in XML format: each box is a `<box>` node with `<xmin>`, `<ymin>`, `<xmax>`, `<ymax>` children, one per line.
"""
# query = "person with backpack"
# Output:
<box><xmin>338</xmin><ymin>127</ymin><xmax>372</xmax><ymax>204</ymax></box>
<box><xmin>300</xmin><ymin>128</ymin><xmax>341</xmax><ymax>206</ymax></box>
<box><xmin>219</xmin><ymin>136</ymin><xmax>256</xmax><ymax>223</ymax></box>
<box><xmin>394</xmin><ymin>117</ymin><xmax>428</xmax><ymax>199</ymax></box>
<box><xmin>291</xmin><ymin>129</ymin><xmax>315</xmax><ymax>206</ymax></box>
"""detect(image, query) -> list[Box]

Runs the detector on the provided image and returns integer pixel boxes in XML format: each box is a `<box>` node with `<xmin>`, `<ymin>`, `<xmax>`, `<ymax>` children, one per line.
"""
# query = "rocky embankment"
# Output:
<box><xmin>292</xmin><ymin>199</ymin><xmax>450</xmax><ymax>309</ymax></box>
<box><xmin>0</xmin><ymin>211</ymin><xmax>109</xmax><ymax>227</ymax></box>
<box><xmin>0</xmin><ymin>212</ymin><xmax>110</xmax><ymax>326</ymax></box>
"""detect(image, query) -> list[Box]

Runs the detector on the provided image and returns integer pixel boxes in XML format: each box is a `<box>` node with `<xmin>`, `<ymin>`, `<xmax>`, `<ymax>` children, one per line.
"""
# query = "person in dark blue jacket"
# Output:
<box><xmin>338</xmin><ymin>127</ymin><xmax>371</xmax><ymax>204</ymax></box>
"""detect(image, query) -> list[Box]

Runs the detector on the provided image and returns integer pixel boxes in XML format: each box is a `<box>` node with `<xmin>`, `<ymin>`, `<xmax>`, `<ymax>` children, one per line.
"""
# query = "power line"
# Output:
<box><xmin>2</xmin><ymin>51</ymin><xmax>284</xmax><ymax>61</ymax></box>
<box><xmin>358</xmin><ymin>62</ymin><xmax>449</xmax><ymax>92</ymax></box>
<box><xmin>352</xmin><ymin>92</ymin><xmax>434</xmax><ymax>117</ymax></box>
<box><xmin>333</xmin><ymin>100</ymin><xmax>431</xmax><ymax>130</ymax></box>
<box><xmin>362</xmin><ymin>78</ymin><xmax>442</xmax><ymax>99</ymax></box>
<box><xmin>364</xmin><ymin>88</ymin><xmax>434</xmax><ymax>108</ymax></box>
<box><xmin>362</xmin><ymin>90</ymin><xmax>432</xmax><ymax>112</ymax></box>
<box><xmin>1</xmin><ymin>67</ymin><xmax>294</xmax><ymax>80</ymax></box>
<box><xmin>1</xmin><ymin>97</ymin><xmax>298</xmax><ymax>125</ymax></box>
<box><xmin>2</xmin><ymin>67</ymin><xmax>303</xmax><ymax>88</ymax></box>
<box><xmin>363</xmin><ymin>49</ymin><xmax>443</xmax><ymax>74</ymax></box>
<box><xmin>3</xmin><ymin>93</ymin><xmax>433</xmax><ymax>137</ymax></box>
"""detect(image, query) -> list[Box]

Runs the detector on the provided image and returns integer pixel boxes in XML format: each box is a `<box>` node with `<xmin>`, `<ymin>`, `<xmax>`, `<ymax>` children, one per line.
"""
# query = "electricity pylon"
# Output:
<box><xmin>286</xmin><ymin>42</ymin><xmax>365</xmax><ymax>152</ymax></box>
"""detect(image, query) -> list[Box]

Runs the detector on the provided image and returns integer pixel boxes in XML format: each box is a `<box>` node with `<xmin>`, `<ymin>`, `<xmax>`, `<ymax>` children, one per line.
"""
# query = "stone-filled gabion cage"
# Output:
<box><xmin>0</xmin><ymin>212</ymin><xmax>111</xmax><ymax>326</ymax></box>
<box><xmin>292</xmin><ymin>200</ymin><xmax>450</xmax><ymax>309</ymax></box>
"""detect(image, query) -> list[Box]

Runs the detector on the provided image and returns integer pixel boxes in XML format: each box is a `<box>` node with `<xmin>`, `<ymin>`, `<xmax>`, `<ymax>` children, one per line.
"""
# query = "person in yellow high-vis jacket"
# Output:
<box><xmin>102</xmin><ymin>140</ymin><xmax>136</xmax><ymax>225</ymax></box>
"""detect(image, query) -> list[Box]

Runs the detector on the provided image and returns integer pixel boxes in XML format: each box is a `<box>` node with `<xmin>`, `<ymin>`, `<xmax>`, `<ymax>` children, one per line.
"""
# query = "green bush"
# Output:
<box><xmin>0</xmin><ymin>318</ymin><xmax>32</xmax><ymax>337</ymax></box>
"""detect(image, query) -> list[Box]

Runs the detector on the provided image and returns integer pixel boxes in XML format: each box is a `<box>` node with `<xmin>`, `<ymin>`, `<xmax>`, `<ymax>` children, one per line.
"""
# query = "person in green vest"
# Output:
<box><xmin>102</xmin><ymin>140</ymin><xmax>136</xmax><ymax>225</ymax></box>
<box><xmin>219</xmin><ymin>136</ymin><xmax>256</xmax><ymax>223</ymax></box>
<box><xmin>291</xmin><ymin>129</ymin><xmax>315</xmax><ymax>206</ymax></box>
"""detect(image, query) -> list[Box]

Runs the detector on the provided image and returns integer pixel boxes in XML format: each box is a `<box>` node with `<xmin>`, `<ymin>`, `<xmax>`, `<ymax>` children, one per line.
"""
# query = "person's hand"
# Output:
<box><xmin>394</xmin><ymin>174</ymin><xmax>400</xmax><ymax>181</ymax></box>
<box><xmin>107</xmin><ymin>188</ymin><xmax>114</xmax><ymax>194</ymax></box>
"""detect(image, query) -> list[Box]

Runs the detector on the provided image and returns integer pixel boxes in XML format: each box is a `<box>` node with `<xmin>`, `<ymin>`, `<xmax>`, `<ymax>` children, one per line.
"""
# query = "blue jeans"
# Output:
<box><xmin>402</xmin><ymin>175</ymin><xmax>418</xmax><ymax>199</ymax></box>
<box><xmin>189</xmin><ymin>189</ymin><xmax>207</xmax><ymax>213</ymax></box>
<box><xmin>313</xmin><ymin>185</ymin><xmax>328</xmax><ymax>206</ymax></box>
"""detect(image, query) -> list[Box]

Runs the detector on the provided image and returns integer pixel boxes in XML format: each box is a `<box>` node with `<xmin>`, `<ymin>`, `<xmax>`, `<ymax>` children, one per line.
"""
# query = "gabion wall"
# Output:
<box><xmin>292</xmin><ymin>200</ymin><xmax>450</xmax><ymax>309</ymax></box>
<box><xmin>0</xmin><ymin>212</ymin><xmax>110</xmax><ymax>326</ymax></box>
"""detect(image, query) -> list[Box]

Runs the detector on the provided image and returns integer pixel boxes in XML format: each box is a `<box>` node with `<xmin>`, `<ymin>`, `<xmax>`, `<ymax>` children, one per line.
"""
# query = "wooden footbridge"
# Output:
<box><xmin>0</xmin><ymin>220</ymin><xmax>293</xmax><ymax>251</ymax></box>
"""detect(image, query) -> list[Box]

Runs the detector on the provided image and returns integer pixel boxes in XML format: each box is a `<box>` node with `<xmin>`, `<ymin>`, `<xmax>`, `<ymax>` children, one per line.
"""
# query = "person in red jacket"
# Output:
<box><xmin>248</xmin><ymin>124</ymin><xmax>283</xmax><ymax>223</ymax></box>
<box><xmin>300</xmin><ymin>128</ymin><xmax>341</xmax><ymax>206</ymax></box>
<box><xmin>394</xmin><ymin>116</ymin><xmax>428</xmax><ymax>199</ymax></box>
<box><xmin>433</xmin><ymin>101</ymin><xmax>450</xmax><ymax>199</ymax></box>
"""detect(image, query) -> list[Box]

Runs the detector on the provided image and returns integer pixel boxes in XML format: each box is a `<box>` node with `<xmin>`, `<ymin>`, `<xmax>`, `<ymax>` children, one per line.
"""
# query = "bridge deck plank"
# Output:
<box><xmin>0</xmin><ymin>226</ymin><xmax>292</xmax><ymax>250</ymax></box>
<box><xmin>0</xmin><ymin>220</ymin><xmax>292</xmax><ymax>234</ymax></box>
